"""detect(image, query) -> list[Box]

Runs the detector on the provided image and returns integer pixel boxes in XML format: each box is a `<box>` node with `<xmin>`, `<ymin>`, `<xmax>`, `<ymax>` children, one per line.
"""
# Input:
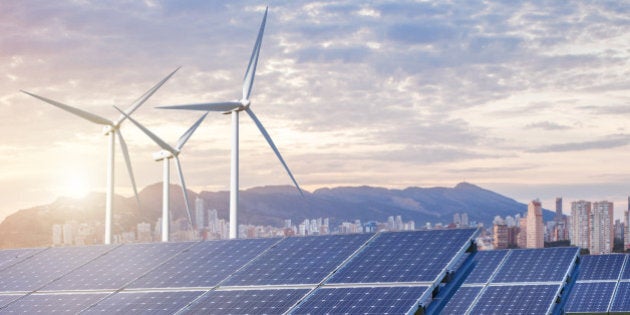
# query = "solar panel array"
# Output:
<box><xmin>2</xmin><ymin>229</ymin><xmax>629</xmax><ymax>314</ymax></box>
<box><xmin>439</xmin><ymin>247</ymin><xmax>580</xmax><ymax>315</ymax></box>
<box><xmin>0</xmin><ymin>228</ymin><xmax>478</xmax><ymax>314</ymax></box>
<box><xmin>564</xmin><ymin>254</ymin><xmax>630</xmax><ymax>314</ymax></box>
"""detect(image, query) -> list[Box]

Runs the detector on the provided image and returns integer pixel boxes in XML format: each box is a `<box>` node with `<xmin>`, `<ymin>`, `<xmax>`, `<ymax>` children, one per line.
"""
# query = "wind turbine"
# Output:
<box><xmin>158</xmin><ymin>7</ymin><xmax>303</xmax><ymax>239</ymax></box>
<box><xmin>114</xmin><ymin>106</ymin><xmax>207</xmax><ymax>242</ymax></box>
<box><xmin>21</xmin><ymin>67</ymin><xmax>179</xmax><ymax>244</ymax></box>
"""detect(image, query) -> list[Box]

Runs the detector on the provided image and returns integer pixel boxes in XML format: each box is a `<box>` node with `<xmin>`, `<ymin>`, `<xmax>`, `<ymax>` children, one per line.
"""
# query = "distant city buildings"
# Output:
<box><xmin>571</xmin><ymin>200</ymin><xmax>591</xmax><ymax>250</ymax></box>
<box><xmin>526</xmin><ymin>200</ymin><xmax>544</xmax><ymax>248</ymax></box>
<box><xmin>590</xmin><ymin>201</ymin><xmax>614</xmax><ymax>254</ymax></box>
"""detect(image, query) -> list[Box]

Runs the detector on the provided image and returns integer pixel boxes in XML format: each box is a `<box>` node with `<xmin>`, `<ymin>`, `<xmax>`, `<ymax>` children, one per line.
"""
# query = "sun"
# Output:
<box><xmin>62</xmin><ymin>175</ymin><xmax>90</xmax><ymax>199</ymax></box>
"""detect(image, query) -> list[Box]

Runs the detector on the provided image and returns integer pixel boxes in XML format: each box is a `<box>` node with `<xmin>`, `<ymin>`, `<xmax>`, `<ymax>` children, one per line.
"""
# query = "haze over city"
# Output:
<box><xmin>1</xmin><ymin>0</ymin><xmax>629</xmax><ymax>221</ymax></box>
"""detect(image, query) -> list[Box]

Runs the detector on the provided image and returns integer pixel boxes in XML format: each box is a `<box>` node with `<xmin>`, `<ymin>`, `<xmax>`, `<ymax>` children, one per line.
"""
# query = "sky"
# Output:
<box><xmin>1</xmin><ymin>0</ymin><xmax>629</xmax><ymax>221</ymax></box>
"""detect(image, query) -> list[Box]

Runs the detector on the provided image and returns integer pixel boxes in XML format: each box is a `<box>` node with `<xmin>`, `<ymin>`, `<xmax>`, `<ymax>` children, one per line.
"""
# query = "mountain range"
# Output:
<box><xmin>0</xmin><ymin>182</ymin><xmax>553</xmax><ymax>248</ymax></box>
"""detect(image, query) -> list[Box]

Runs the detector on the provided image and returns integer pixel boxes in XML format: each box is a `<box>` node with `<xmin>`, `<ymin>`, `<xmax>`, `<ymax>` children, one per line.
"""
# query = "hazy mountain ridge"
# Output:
<box><xmin>0</xmin><ymin>182</ymin><xmax>553</xmax><ymax>248</ymax></box>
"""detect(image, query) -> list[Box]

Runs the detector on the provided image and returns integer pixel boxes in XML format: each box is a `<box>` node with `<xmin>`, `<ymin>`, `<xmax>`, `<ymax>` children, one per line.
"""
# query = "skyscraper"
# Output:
<box><xmin>493</xmin><ymin>216</ymin><xmax>508</xmax><ymax>249</ymax></box>
<box><xmin>194</xmin><ymin>197</ymin><xmax>206</xmax><ymax>230</ymax></box>
<box><xmin>571</xmin><ymin>200</ymin><xmax>591</xmax><ymax>249</ymax></box>
<box><xmin>590</xmin><ymin>201</ymin><xmax>614</xmax><ymax>254</ymax></box>
<box><xmin>526</xmin><ymin>200</ymin><xmax>544</xmax><ymax>248</ymax></box>
<box><xmin>555</xmin><ymin>197</ymin><xmax>563</xmax><ymax>219</ymax></box>
<box><xmin>625</xmin><ymin>197</ymin><xmax>630</xmax><ymax>251</ymax></box>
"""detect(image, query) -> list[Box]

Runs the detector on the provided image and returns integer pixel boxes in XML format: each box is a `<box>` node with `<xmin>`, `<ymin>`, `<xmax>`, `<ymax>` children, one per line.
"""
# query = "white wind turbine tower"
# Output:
<box><xmin>114</xmin><ymin>106</ymin><xmax>207</xmax><ymax>242</ymax></box>
<box><xmin>158</xmin><ymin>7</ymin><xmax>303</xmax><ymax>239</ymax></box>
<box><xmin>21</xmin><ymin>67</ymin><xmax>179</xmax><ymax>244</ymax></box>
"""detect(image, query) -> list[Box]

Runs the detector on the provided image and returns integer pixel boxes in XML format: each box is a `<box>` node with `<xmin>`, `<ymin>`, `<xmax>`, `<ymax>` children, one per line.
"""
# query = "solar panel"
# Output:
<box><xmin>0</xmin><ymin>294</ymin><xmax>24</xmax><ymax>308</ymax></box>
<box><xmin>82</xmin><ymin>290</ymin><xmax>204</xmax><ymax>314</ymax></box>
<box><xmin>0</xmin><ymin>292</ymin><xmax>108</xmax><ymax>314</ymax></box>
<box><xmin>43</xmin><ymin>242</ymin><xmax>194</xmax><ymax>291</ymax></box>
<box><xmin>610</xmin><ymin>281</ymin><xmax>630</xmax><ymax>312</ymax></box>
<box><xmin>328</xmin><ymin>229</ymin><xmax>476</xmax><ymax>284</ymax></box>
<box><xmin>0</xmin><ymin>245</ymin><xmax>115</xmax><ymax>292</ymax></box>
<box><xmin>470</xmin><ymin>284</ymin><xmax>559</xmax><ymax>314</ymax></box>
<box><xmin>564</xmin><ymin>282</ymin><xmax>615</xmax><ymax>313</ymax></box>
<box><xmin>492</xmin><ymin>247</ymin><xmax>578</xmax><ymax>283</ymax></box>
<box><xmin>577</xmin><ymin>254</ymin><xmax>626</xmax><ymax>281</ymax></box>
<box><xmin>223</xmin><ymin>234</ymin><xmax>372</xmax><ymax>286</ymax></box>
<box><xmin>291</xmin><ymin>286</ymin><xmax>429</xmax><ymax>315</ymax></box>
<box><xmin>128</xmin><ymin>238</ymin><xmax>278</xmax><ymax>289</ymax></box>
<box><xmin>622</xmin><ymin>258</ymin><xmax>630</xmax><ymax>280</ymax></box>
<box><xmin>435</xmin><ymin>286</ymin><xmax>482</xmax><ymax>315</ymax></box>
<box><xmin>0</xmin><ymin>248</ymin><xmax>43</xmax><ymax>271</ymax></box>
<box><xmin>463</xmin><ymin>250</ymin><xmax>508</xmax><ymax>284</ymax></box>
<box><xmin>181</xmin><ymin>289</ymin><xmax>309</xmax><ymax>314</ymax></box>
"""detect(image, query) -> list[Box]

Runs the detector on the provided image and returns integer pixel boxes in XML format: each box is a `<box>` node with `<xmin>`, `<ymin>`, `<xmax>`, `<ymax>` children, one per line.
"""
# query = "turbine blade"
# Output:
<box><xmin>116</xmin><ymin>67</ymin><xmax>181</xmax><ymax>126</ymax></box>
<box><xmin>245</xmin><ymin>108</ymin><xmax>304</xmax><ymax>198</ymax></box>
<box><xmin>242</xmin><ymin>7</ymin><xmax>268</xmax><ymax>100</ymax></box>
<box><xmin>21</xmin><ymin>90</ymin><xmax>113</xmax><ymax>126</ymax></box>
<box><xmin>157</xmin><ymin>101</ymin><xmax>242</xmax><ymax>112</ymax></box>
<box><xmin>174</xmin><ymin>156</ymin><xmax>193</xmax><ymax>227</ymax></box>
<box><xmin>113</xmin><ymin>106</ymin><xmax>176</xmax><ymax>154</ymax></box>
<box><xmin>117</xmin><ymin>131</ymin><xmax>141</xmax><ymax>210</ymax></box>
<box><xmin>176</xmin><ymin>112</ymin><xmax>208</xmax><ymax>151</ymax></box>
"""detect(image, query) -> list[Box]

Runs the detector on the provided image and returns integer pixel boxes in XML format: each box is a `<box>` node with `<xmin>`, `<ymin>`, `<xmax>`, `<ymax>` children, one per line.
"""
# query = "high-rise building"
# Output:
<box><xmin>555</xmin><ymin>197</ymin><xmax>563</xmax><ymax>219</ymax></box>
<box><xmin>517</xmin><ymin>217</ymin><xmax>528</xmax><ymax>248</ymax></box>
<box><xmin>625</xmin><ymin>198</ymin><xmax>630</xmax><ymax>250</ymax></box>
<box><xmin>194</xmin><ymin>197</ymin><xmax>206</xmax><ymax>230</ymax></box>
<box><xmin>526</xmin><ymin>200</ymin><xmax>544</xmax><ymax>248</ymax></box>
<box><xmin>461</xmin><ymin>213</ymin><xmax>469</xmax><ymax>227</ymax></box>
<box><xmin>590</xmin><ymin>201</ymin><xmax>614</xmax><ymax>254</ymax></box>
<box><xmin>571</xmin><ymin>200</ymin><xmax>591</xmax><ymax>249</ymax></box>
<box><xmin>493</xmin><ymin>216</ymin><xmax>508</xmax><ymax>249</ymax></box>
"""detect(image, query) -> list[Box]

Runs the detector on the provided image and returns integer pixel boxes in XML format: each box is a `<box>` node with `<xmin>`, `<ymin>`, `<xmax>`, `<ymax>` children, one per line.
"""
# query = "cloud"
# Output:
<box><xmin>525</xmin><ymin>121</ymin><xmax>571</xmax><ymax>131</ymax></box>
<box><xmin>530</xmin><ymin>134</ymin><xmax>630</xmax><ymax>153</ymax></box>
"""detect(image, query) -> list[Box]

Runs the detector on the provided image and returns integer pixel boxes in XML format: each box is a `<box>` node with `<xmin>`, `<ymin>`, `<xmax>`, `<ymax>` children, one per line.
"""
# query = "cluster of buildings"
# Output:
<box><xmin>52</xmin><ymin>197</ymin><xmax>417</xmax><ymax>246</ymax></box>
<box><xmin>490</xmin><ymin>197</ymin><xmax>629</xmax><ymax>254</ymax></box>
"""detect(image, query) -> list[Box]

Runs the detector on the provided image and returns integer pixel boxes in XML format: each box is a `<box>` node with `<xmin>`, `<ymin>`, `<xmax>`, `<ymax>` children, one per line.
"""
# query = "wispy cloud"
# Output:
<box><xmin>530</xmin><ymin>134</ymin><xmax>630</xmax><ymax>153</ymax></box>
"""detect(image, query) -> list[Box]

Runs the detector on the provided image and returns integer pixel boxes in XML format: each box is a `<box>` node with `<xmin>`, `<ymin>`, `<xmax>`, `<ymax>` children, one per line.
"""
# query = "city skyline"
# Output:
<box><xmin>1</xmin><ymin>1</ymin><xmax>629</xmax><ymax>221</ymax></box>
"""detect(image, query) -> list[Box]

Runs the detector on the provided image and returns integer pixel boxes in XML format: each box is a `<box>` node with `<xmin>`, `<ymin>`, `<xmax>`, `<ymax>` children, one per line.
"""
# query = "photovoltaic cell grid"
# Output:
<box><xmin>470</xmin><ymin>284</ymin><xmax>560</xmax><ymax>314</ymax></box>
<box><xmin>463</xmin><ymin>250</ymin><xmax>508</xmax><ymax>284</ymax></box>
<box><xmin>0</xmin><ymin>248</ymin><xmax>43</xmax><ymax>271</ymax></box>
<box><xmin>0</xmin><ymin>295</ymin><xmax>24</xmax><ymax>309</ymax></box>
<box><xmin>291</xmin><ymin>286</ymin><xmax>429</xmax><ymax>315</ymax></box>
<box><xmin>439</xmin><ymin>286</ymin><xmax>482</xmax><ymax>315</ymax></box>
<box><xmin>223</xmin><ymin>233</ymin><xmax>373</xmax><ymax>286</ymax></box>
<box><xmin>0</xmin><ymin>293</ymin><xmax>108</xmax><ymax>314</ymax></box>
<box><xmin>610</xmin><ymin>282</ymin><xmax>630</xmax><ymax>312</ymax></box>
<box><xmin>492</xmin><ymin>247</ymin><xmax>579</xmax><ymax>283</ymax></box>
<box><xmin>564</xmin><ymin>282</ymin><xmax>616</xmax><ymax>313</ymax></box>
<box><xmin>82</xmin><ymin>291</ymin><xmax>205</xmax><ymax>314</ymax></box>
<box><xmin>128</xmin><ymin>238</ymin><xmax>279</xmax><ymax>289</ymax></box>
<box><xmin>577</xmin><ymin>254</ymin><xmax>626</xmax><ymax>281</ymax></box>
<box><xmin>622</xmin><ymin>259</ymin><xmax>630</xmax><ymax>280</ymax></box>
<box><xmin>43</xmin><ymin>242</ymin><xmax>194</xmax><ymax>291</ymax></box>
<box><xmin>0</xmin><ymin>245</ymin><xmax>115</xmax><ymax>292</ymax></box>
<box><xmin>180</xmin><ymin>289</ymin><xmax>309</xmax><ymax>314</ymax></box>
<box><xmin>328</xmin><ymin>229</ymin><xmax>476</xmax><ymax>284</ymax></box>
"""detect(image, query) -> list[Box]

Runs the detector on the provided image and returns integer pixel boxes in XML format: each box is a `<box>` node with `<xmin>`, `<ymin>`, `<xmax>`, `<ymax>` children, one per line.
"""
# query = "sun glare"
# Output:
<box><xmin>62</xmin><ymin>175</ymin><xmax>90</xmax><ymax>199</ymax></box>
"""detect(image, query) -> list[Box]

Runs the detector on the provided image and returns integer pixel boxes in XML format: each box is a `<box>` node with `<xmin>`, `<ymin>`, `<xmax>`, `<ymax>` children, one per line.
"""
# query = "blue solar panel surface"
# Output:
<box><xmin>463</xmin><ymin>250</ymin><xmax>508</xmax><ymax>284</ymax></box>
<box><xmin>0</xmin><ymin>245</ymin><xmax>115</xmax><ymax>292</ymax></box>
<box><xmin>181</xmin><ymin>289</ymin><xmax>309</xmax><ymax>314</ymax></box>
<box><xmin>564</xmin><ymin>282</ymin><xmax>615</xmax><ymax>313</ymax></box>
<box><xmin>439</xmin><ymin>286</ymin><xmax>481</xmax><ymax>315</ymax></box>
<box><xmin>470</xmin><ymin>284</ymin><xmax>559</xmax><ymax>314</ymax></box>
<box><xmin>578</xmin><ymin>254</ymin><xmax>626</xmax><ymax>281</ymax></box>
<box><xmin>224</xmin><ymin>234</ymin><xmax>372</xmax><ymax>286</ymax></box>
<box><xmin>328</xmin><ymin>229</ymin><xmax>475</xmax><ymax>284</ymax></box>
<box><xmin>0</xmin><ymin>248</ymin><xmax>43</xmax><ymax>271</ymax></box>
<box><xmin>44</xmin><ymin>242</ymin><xmax>193</xmax><ymax>291</ymax></box>
<box><xmin>610</xmin><ymin>281</ymin><xmax>630</xmax><ymax>312</ymax></box>
<box><xmin>83</xmin><ymin>291</ymin><xmax>204</xmax><ymax>314</ymax></box>
<box><xmin>0</xmin><ymin>293</ymin><xmax>108</xmax><ymax>314</ymax></box>
<box><xmin>292</xmin><ymin>286</ymin><xmax>429</xmax><ymax>315</ymax></box>
<box><xmin>622</xmin><ymin>259</ymin><xmax>630</xmax><ymax>280</ymax></box>
<box><xmin>492</xmin><ymin>247</ymin><xmax>578</xmax><ymax>283</ymax></box>
<box><xmin>128</xmin><ymin>238</ymin><xmax>278</xmax><ymax>288</ymax></box>
<box><xmin>0</xmin><ymin>294</ymin><xmax>24</xmax><ymax>309</ymax></box>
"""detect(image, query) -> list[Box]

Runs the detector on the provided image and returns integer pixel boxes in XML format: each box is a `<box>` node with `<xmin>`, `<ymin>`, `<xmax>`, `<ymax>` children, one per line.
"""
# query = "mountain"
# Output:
<box><xmin>0</xmin><ymin>182</ymin><xmax>553</xmax><ymax>248</ymax></box>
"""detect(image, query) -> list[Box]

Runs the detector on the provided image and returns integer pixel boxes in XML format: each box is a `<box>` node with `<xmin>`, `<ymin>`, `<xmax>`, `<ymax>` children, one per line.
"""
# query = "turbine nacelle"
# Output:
<box><xmin>102</xmin><ymin>125</ymin><xmax>118</xmax><ymax>135</ymax></box>
<box><xmin>223</xmin><ymin>99</ymin><xmax>251</xmax><ymax>115</ymax></box>
<box><xmin>152</xmin><ymin>150</ymin><xmax>176</xmax><ymax>161</ymax></box>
